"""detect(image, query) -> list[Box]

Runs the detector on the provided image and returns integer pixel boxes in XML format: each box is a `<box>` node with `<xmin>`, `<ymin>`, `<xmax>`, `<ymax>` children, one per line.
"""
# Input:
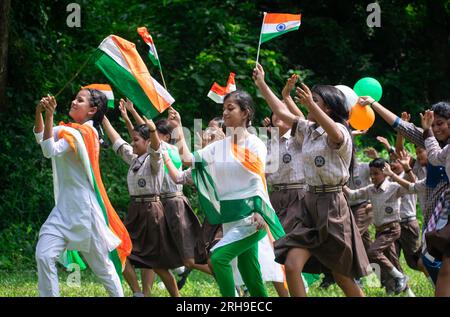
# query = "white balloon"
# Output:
<box><xmin>335</xmin><ymin>85</ymin><xmax>358</xmax><ymax>111</ymax></box>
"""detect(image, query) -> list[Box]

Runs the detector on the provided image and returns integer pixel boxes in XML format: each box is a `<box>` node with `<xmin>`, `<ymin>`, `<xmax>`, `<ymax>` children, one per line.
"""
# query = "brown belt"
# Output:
<box><xmin>131</xmin><ymin>195</ymin><xmax>160</xmax><ymax>202</ymax></box>
<box><xmin>160</xmin><ymin>191</ymin><xmax>184</xmax><ymax>200</ymax></box>
<box><xmin>308</xmin><ymin>185</ymin><xmax>343</xmax><ymax>194</ymax></box>
<box><xmin>272</xmin><ymin>183</ymin><xmax>307</xmax><ymax>192</ymax></box>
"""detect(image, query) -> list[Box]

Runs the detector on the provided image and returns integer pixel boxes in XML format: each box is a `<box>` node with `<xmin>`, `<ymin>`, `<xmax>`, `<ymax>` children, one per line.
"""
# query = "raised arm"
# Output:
<box><xmin>395</xmin><ymin>112</ymin><xmax>410</xmax><ymax>154</ymax></box>
<box><xmin>253</xmin><ymin>63</ymin><xmax>297</xmax><ymax>126</ymax></box>
<box><xmin>282</xmin><ymin>74</ymin><xmax>304</xmax><ymax>119</ymax></box>
<box><xmin>383</xmin><ymin>162</ymin><xmax>413</xmax><ymax>190</ymax></box>
<box><xmin>142</xmin><ymin>116</ymin><xmax>160</xmax><ymax>151</ymax></box>
<box><xmin>162</xmin><ymin>150</ymin><xmax>183</xmax><ymax>184</ymax></box>
<box><xmin>168</xmin><ymin>107</ymin><xmax>193</xmax><ymax>167</ymax></box>
<box><xmin>376</xmin><ymin>136</ymin><xmax>395</xmax><ymax>155</ymax></box>
<box><xmin>101</xmin><ymin>116</ymin><xmax>122</xmax><ymax>145</ymax></box>
<box><xmin>118</xmin><ymin>99</ymin><xmax>134</xmax><ymax>137</ymax></box>
<box><xmin>421</xmin><ymin>110</ymin><xmax>448</xmax><ymax>166</ymax></box>
<box><xmin>125</xmin><ymin>98</ymin><xmax>145</xmax><ymax>126</ymax></box>
<box><xmin>358</xmin><ymin>96</ymin><xmax>397</xmax><ymax>126</ymax></box>
<box><xmin>397</xmin><ymin>149</ymin><xmax>416</xmax><ymax>183</ymax></box>
<box><xmin>359</xmin><ymin>96</ymin><xmax>425</xmax><ymax>148</ymax></box>
<box><xmin>42</xmin><ymin>95</ymin><xmax>57</xmax><ymax>141</ymax></box>
<box><xmin>296</xmin><ymin>83</ymin><xmax>344</xmax><ymax>145</ymax></box>
<box><xmin>34</xmin><ymin>100</ymin><xmax>44</xmax><ymax>134</ymax></box>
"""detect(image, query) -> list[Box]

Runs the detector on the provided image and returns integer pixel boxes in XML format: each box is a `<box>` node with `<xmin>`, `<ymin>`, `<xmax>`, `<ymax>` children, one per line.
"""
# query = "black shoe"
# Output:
<box><xmin>320</xmin><ymin>274</ymin><xmax>336</xmax><ymax>289</ymax></box>
<box><xmin>176</xmin><ymin>268</ymin><xmax>192</xmax><ymax>290</ymax></box>
<box><xmin>393</xmin><ymin>276</ymin><xmax>409</xmax><ymax>294</ymax></box>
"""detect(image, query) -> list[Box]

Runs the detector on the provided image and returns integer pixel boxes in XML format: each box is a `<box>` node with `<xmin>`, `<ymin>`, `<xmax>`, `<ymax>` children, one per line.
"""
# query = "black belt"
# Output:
<box><xmin>308</xmin><ymin>185</ymin><xmax>343</xmax><ymax>194</ymax></box>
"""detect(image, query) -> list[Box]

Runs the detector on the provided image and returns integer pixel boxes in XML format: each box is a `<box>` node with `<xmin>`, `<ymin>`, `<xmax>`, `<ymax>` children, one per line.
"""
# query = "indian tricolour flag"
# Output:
<box><xmin>82</xmin><ymin>84</ymin><xmax>115</xmax><ymax>109</ymax></box>
<box><xmin>207</xmin><ymin>72</ymin><xmax>236</xmax><ymax>104</ymax></box>
<box><xmin>94</xmin><ymin>35</ymin><xmax>174</xmax><ymax>119</ymax></box>
<box><xmin>137</xmin><ymin>27</ymin><xmax>160</xmax><ymax>67</ymax></box>
<box><xmin>260</xmin><ymin>13</ymin><xmax>302</xmax><ymax>44</ymax></box>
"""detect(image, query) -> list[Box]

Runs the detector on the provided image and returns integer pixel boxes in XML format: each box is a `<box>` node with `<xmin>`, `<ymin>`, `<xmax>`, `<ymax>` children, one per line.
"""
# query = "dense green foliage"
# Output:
<box><xmin>1</xmin><ymin>0</ymin><xmax>449</xmax><ymax>281</ymax></box>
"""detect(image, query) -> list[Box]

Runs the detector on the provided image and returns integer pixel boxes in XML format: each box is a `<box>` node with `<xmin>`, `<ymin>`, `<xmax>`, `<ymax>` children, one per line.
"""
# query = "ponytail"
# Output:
<box><xmin>85</xmin><ymin>88</ymin><xmax>109</xmax><ymax>148</ymax></box>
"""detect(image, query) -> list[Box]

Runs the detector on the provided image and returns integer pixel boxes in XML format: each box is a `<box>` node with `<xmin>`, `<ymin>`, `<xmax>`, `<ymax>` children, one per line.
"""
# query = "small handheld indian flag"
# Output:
<box><xmin>256</xmin><ymin>12</ymin><xmax>302</xmax><ymax>63</ymax></box>
<box><xmin>207</xmin><ymin>72</ymin><xmax>236</xmax><ymax>104</ymax></box>
<box><xmin>261</xmin><ymin>13</ymin><xmax>301</xmax><ymax>43</ymax></box>
<box><xmin>82</xmin><ymin>84</ymin><xmax>115</xmax><ymax>109</ymax></box>
<box><xmin>137</xmin><ymin>27</ymin><xmax>160</xmax><ymax>67</ymax></box>
<box><xmin>94</xmin><ymin>35</ymin><xmax>174</xmax><ymax>119</ymax></box>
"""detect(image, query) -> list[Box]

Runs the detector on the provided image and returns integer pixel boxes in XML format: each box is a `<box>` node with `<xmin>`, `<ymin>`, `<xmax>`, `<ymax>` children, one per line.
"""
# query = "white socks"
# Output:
<box><xmin>389</xmin><ymin>267</ymin><xmax>404</xmax><ymax>279</ymax></box>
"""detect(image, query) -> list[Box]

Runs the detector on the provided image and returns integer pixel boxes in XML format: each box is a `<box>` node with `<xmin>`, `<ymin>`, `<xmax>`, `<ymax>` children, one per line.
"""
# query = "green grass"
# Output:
<box><xmin>0</xmin><ymin>253</ymin><xmax>434</xmax><ymax>297</ymax></box>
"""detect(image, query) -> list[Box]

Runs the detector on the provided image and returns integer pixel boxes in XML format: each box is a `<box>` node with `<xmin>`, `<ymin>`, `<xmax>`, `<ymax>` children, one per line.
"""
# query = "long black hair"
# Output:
<box><xmin>85</xmin><ymin>88</ymin><xmax>108</xmax><ymax>148</ymax></box>
<box><xmin>311</xmin><ymin>85</ymin><xmax>356</xmax><ymax>178</ymax></box>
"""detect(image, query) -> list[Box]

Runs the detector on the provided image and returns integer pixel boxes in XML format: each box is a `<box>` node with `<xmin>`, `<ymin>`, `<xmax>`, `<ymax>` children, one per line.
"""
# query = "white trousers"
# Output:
<box><xmin>36</xmin><ymin>234</ymin><xmax>124</xmax><ymax>297</ymax></box>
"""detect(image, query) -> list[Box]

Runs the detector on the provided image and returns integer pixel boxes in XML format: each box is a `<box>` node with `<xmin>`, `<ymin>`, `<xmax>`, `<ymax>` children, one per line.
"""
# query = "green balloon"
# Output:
<box><xmin>353</xmin><ymin>77</ymin><xmax>383</xmax><ymax>101</ymax></box>
<box><xmin>164</xmin><ymin>146</ymin><xmax>182</xmax><ymax>173</ymax></box>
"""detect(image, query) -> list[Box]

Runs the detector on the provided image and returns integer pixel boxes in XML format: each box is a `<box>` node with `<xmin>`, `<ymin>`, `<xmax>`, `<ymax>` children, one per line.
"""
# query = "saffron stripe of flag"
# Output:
<box><xmin>82</xmin><ymin>84</ymin><xmax>115</xmax><ymax>109</ymax></box>
<box><xmin>137</xmin><ymin>27</ymin><xmax>160</xmax><ymax>67</ymax></box>
<box><xmin>207</xmin><ymin>72</ymin><xmax>236</xmax><ymax>104</ymax></box>
<box><xmin>261</xmin><ymin>13</ymin><xmax>301</xmax><ymax>43</ymax></box>
<box><xmin>94</xmin><ymin>35</ymin><xmax>174</xmax><ymax>119</ymax></box>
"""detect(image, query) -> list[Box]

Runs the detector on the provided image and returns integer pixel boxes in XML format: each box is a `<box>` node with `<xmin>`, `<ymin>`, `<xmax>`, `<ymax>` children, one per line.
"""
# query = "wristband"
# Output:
<box><xmin>370</xmin><ymin>100</ymin><xmax>376</xmax><ymax>107</ymax></box>
<box><xmin>149</xmin><ymin>129</ymin><xmax>156</xmax><ymax>133</ymax></box>
<box><xmin>404</xmin><ymin>169</ymin><xmax>412</xmax><ymax>173</ymax></box>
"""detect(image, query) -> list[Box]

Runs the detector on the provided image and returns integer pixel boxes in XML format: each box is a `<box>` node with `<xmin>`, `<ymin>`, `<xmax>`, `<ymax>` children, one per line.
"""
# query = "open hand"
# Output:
<box><xmin>420</xmin><ymin>110</ymin><xmax>434</xmax><ymax>130</ymax></box>
<box><xmin>282</xmin><ymin>74</ymin><xmax>298</xmax><ymax>100</ymax></box>
<box><xmin>295</xmin><ymin>83</ymin><xmax>314</xmax><ymax>108</ymax></box>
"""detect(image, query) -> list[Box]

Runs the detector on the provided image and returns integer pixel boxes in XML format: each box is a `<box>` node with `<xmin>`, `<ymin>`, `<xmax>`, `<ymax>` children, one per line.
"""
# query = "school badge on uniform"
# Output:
<box><xmin>283</xmin><ymin>153</ymin><xmax>292</xmax><ymax>164</ymax></box>
<box><xmin>138</xmin><ymin>178</ymin><xmax>146</xmax><ymax>187</ymax></box>
<box><xmin>354</xmin><ymin>178</ymin><xmax>362</xmax><ymax>186</ymax></box>
<box><xmin>314</xmin><ymin>156</ymin><xmax>325</xmax><ymax>167</ymax></box>
<box><xmin>385</xmin><ymin>206</ymin><xmax>394</xmax><ymax>214</ymax></box>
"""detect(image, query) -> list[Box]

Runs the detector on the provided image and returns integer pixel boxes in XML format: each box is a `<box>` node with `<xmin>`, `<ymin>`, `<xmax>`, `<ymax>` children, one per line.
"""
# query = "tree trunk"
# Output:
<box><xmin>0</xmin><ymin>0</ymin><xmax>11</xmax><ymax>107</ymax></box>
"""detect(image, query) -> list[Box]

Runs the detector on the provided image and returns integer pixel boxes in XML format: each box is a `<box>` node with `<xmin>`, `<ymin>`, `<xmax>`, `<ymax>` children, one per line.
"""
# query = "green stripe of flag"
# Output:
<box><xmin>94</xmin><ymin>50</ymin><xmax>160</xmax><ymax>119</ymax></box>
<box><xmin>261</xmin><ymin>27</ymin><xmax>299</xmax><ymax>44</ymax></box>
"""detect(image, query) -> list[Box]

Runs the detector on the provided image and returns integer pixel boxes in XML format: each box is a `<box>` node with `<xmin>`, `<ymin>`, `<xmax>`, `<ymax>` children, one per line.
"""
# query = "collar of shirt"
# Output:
<box><xmin>311</xmin><ymin>125</ymin><xmax>325</xmax><ymax>139</ymax></box>
<box><xmin>376</xmin><ymin>178</ymin><xmax>390</xmax><ymax>192</ymax></box>
<box><xmin>281</xmin><ymin>130</ymin><xmax>292</xmax><ymax>140</ymax></box>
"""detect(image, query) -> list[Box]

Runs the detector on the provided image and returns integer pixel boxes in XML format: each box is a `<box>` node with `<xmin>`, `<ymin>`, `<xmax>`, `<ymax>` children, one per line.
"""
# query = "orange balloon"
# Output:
<box><xmin>348</xmin><ymin>103</ymin><xmax>375</xmax><ymax>130</ymax></box>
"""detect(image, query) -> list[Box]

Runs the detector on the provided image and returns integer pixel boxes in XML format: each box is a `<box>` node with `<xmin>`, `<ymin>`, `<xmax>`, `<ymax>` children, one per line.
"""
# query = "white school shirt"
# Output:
<box><xmin>396</xmin><ymin>172</ymin><xmax>418</xmax><ymax>220</ymax></box>
<box><xmin>347</xmin><ymin>161</ymin><xmax>371</xmax><ymax>206</ymax></box>
<box><xmin>346</xmin><ymin>178</ymin><xmax>415</xmax><ymax>227</ymax></box>
<box><xmin>292</xmin><ymin>118</ymin><xmax>352</xmax><ymax>186</ymax></box>
<box><xmin>34</xmin><ymin>121</ymin><xmax>120</xmax><ymax>253</ymax></box>
<box><xmin>113</xmin><ymin>138</ymin><xmax>163</xmax><ymax>196</ymax></box>
<box><xmin>266</xmin><ymin>129</ymin><xmax>305</xmax><ymax>185</ymax></box>
<box><xmin>412</xmin><ymin>160</ymin><xmax>427</xmax><ymax>214</ymax></box>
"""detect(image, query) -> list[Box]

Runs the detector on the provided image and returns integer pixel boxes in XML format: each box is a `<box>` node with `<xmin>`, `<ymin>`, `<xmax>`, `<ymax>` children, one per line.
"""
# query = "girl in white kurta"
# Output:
<box><xmin>167</xmin><ymin>91</ymin><xmax>285</xmax><ymax>297</ymax></box>
<box><xmin>33</xmin><ymin>89</ymin><xmax>131</xmax><ymax>297</ymax></box>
